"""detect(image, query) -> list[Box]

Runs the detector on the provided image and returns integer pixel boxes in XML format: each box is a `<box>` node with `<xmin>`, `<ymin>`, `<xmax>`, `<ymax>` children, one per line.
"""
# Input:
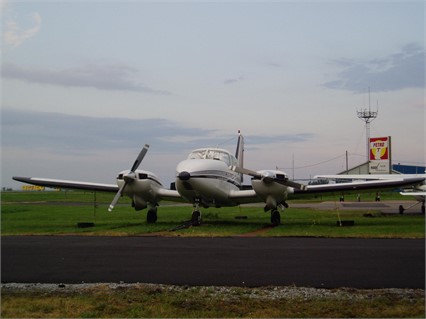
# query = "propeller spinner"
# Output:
<box><xmin>108</xmin><ymin>144</ymin><xmax>150</xmax><ymax>212</ymax></box>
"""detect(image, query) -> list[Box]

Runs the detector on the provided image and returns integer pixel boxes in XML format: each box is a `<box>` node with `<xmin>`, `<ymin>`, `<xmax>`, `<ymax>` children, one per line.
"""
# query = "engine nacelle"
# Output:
<box><xmin>132</xmin><ymin>196</ymin><xmax>147</xmax><ymax>211</ymax></box>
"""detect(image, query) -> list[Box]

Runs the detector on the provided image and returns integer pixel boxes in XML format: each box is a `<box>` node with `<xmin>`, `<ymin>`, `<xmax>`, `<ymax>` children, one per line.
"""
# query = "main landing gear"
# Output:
<box><xmin>267</xmin><ymin>201</ymin><xmax>287</xmax><ymax>226</ymax></box>
<box><xmin>271</xmin><ymin>210</ymin><xmax>281</xmax><ymax>226</ymax></box>
<box><xmin>398</xmin><ymin>202</ymin><xmax>425</xmax><ymax>215</ymax></box>
<box><xmin>146</xmin><ymin>207</ymin><xmax>158</xmax><ymax>224</ymax></box>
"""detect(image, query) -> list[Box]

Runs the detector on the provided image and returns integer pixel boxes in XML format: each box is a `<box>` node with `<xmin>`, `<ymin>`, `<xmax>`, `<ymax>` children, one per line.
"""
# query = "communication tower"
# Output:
<box><xmin>357</xmin><ymin>88</ymin><xmax>378</xmax><ymax>162</ymax></box>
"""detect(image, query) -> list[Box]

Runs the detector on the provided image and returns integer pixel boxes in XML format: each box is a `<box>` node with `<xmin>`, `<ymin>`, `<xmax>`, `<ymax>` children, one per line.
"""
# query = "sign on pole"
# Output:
<box><xmin>369</xmin><ymin>136</ymin><xmax>391</xmax><ymax>174</ymax></box>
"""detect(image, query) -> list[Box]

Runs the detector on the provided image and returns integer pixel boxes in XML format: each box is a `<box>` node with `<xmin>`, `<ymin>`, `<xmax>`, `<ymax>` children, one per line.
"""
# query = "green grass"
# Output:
<box><xmin>2</xmin><ymin>284</ymin><xmax>424</xmax><ymax>318</ymax></box>
<box><xmin>2</xmin><ymin>191</ymin><xmax>424</xmax><ymax>318</ymax></box>
<box><xmin>1</xmin><ymin>191</ymin><xmax>424</xmax><ymax>238</ymax></box>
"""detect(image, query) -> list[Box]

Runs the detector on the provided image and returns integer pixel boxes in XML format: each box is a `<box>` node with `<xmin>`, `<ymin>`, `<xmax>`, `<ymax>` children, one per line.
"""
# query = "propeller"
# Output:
<box><xmin>231</xmin><ymin>166</ymin><xmax>307</xmax><ymax>191</ymax></box>
<box><xmin>108</xmin><ymin>144</ymin><xmax>150</xmax><ymax>212</ymax></box>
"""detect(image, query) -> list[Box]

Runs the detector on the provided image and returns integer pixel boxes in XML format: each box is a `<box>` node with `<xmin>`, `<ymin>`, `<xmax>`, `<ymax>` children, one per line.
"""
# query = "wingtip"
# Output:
<box><xmin>12</xmin><ymin>176</ymin><xmax>31</xmax><ymax>182</ymax></box>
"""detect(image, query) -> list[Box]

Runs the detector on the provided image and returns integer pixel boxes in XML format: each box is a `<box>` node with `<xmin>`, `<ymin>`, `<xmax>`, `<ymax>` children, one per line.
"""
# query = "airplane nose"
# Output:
<box><xmin>178</xmin><ymin>171</ymin><xmax>191</xmax><ymax>181</ymax></box>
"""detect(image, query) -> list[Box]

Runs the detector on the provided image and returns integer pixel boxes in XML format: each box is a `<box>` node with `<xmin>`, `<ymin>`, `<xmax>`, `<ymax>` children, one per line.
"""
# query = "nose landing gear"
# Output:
<box><xmin>191</xmin><ymin>210</ymin><xmax>202</xmax><ymax>226</ymax></box>
<box><xmin>191</xmin><ymin>199</ymin><xmax>202</xmax><ymax>226</ymax></box>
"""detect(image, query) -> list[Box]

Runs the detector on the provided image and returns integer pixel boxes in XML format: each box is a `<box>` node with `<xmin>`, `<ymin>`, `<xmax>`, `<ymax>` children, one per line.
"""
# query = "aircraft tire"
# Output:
<box><xmin>147</xmin><ymin>209</ymin><xmax>158</xmax><ymax>223</ymax></box>
<box><xmin>421</xmin><ymin>204</ymin><xmax>425</xmax><ymax>215</ymax></box>
<box><xmin>399</xmin><ymin>205</ymin><xmax>405</xmax><ymax>215</ymax></box>
<box><xmin>271</xmin><ymin>210</ymin><xmax>281</xmax><ymax>226</ymax></box>
<box><xmin>192</xmin><ymin>211</ymin><xmax>202</xmax><ymax>226</ymax></box>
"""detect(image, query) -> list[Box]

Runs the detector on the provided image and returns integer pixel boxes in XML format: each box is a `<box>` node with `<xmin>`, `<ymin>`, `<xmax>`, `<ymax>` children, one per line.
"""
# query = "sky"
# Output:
<box><xmin>1</xmin><ymin>0</ymin><xmax>425</xmax><ymax>189</ymax></box>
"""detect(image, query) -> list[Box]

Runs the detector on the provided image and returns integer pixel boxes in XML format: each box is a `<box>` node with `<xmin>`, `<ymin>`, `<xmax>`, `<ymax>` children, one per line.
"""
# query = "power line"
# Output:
<box><xmin>279</xmin><ymin>153</ymin><xmax>348</xmax><ymax>170</ymax></box>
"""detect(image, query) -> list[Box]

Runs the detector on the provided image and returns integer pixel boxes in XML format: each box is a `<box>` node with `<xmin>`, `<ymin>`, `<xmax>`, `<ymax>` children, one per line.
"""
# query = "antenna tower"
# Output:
<box><xmin>357</xmin><ymin>87</ymin><xmax>378</xmax><ymax>162</ymax></box>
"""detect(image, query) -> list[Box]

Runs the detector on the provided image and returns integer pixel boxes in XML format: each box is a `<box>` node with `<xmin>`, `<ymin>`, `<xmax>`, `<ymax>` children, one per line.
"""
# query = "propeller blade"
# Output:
<box><xmin>231</xmin><ymin>166</ymin><xmax>262</xmax><ymax>179</ymax></box>
<box><xmin>130</xmin><ymin>144</ymin><xmax>150</xmax><ymax>172</ymax></box>
<box><xmin>109</xmin><ymin>144</ymin><xmax>150</xmax><ymax>212</ymax></box>
<box><xmin>108</xmin><ymin>183</ymin><xmax>127</xmax><ymax>212</ymax></box>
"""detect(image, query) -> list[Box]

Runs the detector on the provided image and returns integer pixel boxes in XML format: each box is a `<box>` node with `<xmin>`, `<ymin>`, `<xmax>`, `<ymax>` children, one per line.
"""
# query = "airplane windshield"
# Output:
<box><xmin>188</xmin><ymin>149</ymin><xmax>236</xmax><ymax>167</ymax></box>
<box><xmin>188</xmin><ymin>150</ymin><xmax>207</xmax><ymax>160</ymax></box>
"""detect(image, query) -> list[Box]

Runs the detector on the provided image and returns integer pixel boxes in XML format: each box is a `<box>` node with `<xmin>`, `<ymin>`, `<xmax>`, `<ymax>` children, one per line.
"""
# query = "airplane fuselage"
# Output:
<box><xmin>175</xmin><ymin>148</ymin><xmax>242</xmax><ymax>208</ymax></box>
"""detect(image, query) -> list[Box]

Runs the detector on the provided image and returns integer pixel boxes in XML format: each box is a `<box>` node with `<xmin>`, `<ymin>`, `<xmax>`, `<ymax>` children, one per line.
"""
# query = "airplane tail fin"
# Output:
<box><xmin>235</xmin><ymin>131</ymin><xmax>244</xmax><ymax>184</ymax></box>
<box><xmin>235</xmin><ymin>130</ymin><xmax>244</xmax><ymax>167</ymax></box>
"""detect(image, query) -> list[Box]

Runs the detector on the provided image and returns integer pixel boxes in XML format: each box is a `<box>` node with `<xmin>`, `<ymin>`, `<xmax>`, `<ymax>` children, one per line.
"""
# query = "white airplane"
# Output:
<box><xmin>316</xmin><ymin>174</ymin><xmax>426</xmax><ymax>214</ymax></box>
<box><xmin>13</xmin><ymin>132</ymin><xmax>425</xmax><ymax>225</ymax></box>
<box><xmin>399</xmin><ymin>185</ymin><xmax>426</xmax><ymax>214</ymax></box>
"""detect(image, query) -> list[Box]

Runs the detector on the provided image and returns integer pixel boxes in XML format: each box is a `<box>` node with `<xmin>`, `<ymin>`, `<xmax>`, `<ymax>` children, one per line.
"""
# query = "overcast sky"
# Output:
<box><xmin>2</xmin><ymin>1</ymin><xmax>425</xmax><ymax>189</ymax></box>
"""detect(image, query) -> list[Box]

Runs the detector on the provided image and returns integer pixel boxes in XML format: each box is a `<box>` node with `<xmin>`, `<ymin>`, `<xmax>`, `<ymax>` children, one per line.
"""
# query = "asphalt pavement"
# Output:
<box><xmin>2</xmin><ymin>236</ymin><xmax>424</xmax><ymax>288</ymax></box>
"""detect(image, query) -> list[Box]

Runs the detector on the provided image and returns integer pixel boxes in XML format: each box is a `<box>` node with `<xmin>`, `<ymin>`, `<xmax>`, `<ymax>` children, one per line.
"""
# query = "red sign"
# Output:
<box><xmin>369</xmin><ymin>137</ymin><xmax>389</xmax><ymax>160</ymax></box>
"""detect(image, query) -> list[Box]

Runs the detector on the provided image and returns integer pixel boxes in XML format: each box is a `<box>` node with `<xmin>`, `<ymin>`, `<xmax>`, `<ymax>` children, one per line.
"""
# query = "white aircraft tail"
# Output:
<box><xmin>235</xmin><ymin>131</ymin><xmax>244</xmax><ymax>183</ymax></box>
<box><xmin>235</xmin><ymin>130</ymin><xmax>244</xmax><ymax>167</ymax></box>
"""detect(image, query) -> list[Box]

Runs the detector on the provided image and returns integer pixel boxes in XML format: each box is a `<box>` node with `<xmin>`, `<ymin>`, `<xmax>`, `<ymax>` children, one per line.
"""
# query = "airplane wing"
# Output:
<box><xmin>228</xmin><ymin>176</ymin><xmax>426</xmax><ymax>204</ymax></box>
<box><xmin>227</xmin><ymin>167</ymin><xmax>425</xmax><ymax>207</ymax></box>
<box><xmin>293</xmin><ymin>177</ymin><xmax>425</xmax><ymax>195</ymax></box>
<box><xmin>315</xmin><ymin>174</ymin><xmax>426</xmax><ymax>180</ymax></box>
<box><xmin>315</xmin><ymin>174</ymin><xmax>396</xmax><ymax>180</ymax></box>
<box><xmin>156</xmin><ymin>187</ymin><xmax>186</xmax><ymax>202</ymax></box>
<box><xmin>229</xmin><ymin>189</ymin><xmax>261</xmax><ymax>204</ymax></box>
<box><xmin>13</xmin><ymin>176</ymin><xmax>184</xmax><ymax>201</ymax></box>
<box><xmin>400</xmin><ymin>192</ymin><xmax>426</xmax><ymax>196</ymax></box>
<box><xmin>13</xmin><ymin>176</ymin><xmax>119</xmax><ymax>192</ymax></box>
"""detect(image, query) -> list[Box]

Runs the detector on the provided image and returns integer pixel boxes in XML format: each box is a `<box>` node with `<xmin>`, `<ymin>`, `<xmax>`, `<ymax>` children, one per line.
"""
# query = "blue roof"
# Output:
<box><xmin>392</xmin><ymin>164</ymin><xmax>426</xmax><ymax>174</ymax></box>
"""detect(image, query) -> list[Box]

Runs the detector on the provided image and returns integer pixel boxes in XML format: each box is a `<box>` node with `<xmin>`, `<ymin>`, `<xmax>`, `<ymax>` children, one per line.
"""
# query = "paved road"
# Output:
<box><xmin>2</xmin><ymin>236</ymin><xmax>424</xmax><ymax>288</ymax></box>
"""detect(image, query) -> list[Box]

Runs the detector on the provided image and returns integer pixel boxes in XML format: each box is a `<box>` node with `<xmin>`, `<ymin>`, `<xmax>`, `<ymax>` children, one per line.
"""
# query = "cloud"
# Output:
<box><xmin>245</xmin><ymin>133</ymin><xmax>314</xmax><ymax>145</ymax></box>
<box><xmin>323</xmin><ymin>43</ymin><xmax>425</xmax><ymax>93</ymax></box>
<box><xmin>4</xmin><ymin>12</ymin><xmax>41</xmax><ymax>48</ymax></box>
<box><xmin>1</xmin><ymin>63</ymin><xmax>172</xmax><ymax>94</ymax></box>
<box><xmin>1</xmin><ymin>0</ymin><xmax>8</xmax><ymax>11</ymax></box>
<box><xmin>224</xmin><ymin>75</ymin><xmax>245</xmax><ymax>85</ymax></box>
<box><xmin>2</xmin><ymin>109</ymin><xmax>314</xmax><ymax>155</ymax></box>
<box><xmin>2</xmin><ymin>109</ymin><xmax>209</xmax><ymax>154</ymax></box>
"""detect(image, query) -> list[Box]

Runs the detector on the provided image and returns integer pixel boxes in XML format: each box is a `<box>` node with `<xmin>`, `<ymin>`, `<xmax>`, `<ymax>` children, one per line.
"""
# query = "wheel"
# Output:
<box><xmin>271</xmin><ymin>210</ymin><xmax>281</xmax><ymax>226</ymax></box>
<box><xmin>421</xmin><ymin>204</ymin><xmax>425</xmax><ymax>215</ymax></box>
<box><xmin>147</xmin><ymin>209</ymin><xmax>157</xmax><ymax>223</ymax></box>
<box><xmin>399</xmin><ymin>205</ymin><xmax>404</xmax><ymax>215</ymax></box>
<box><xmin>191</xmin><ymin>210</ymin><xmax>202</xmax><ymax>226</ymax></box>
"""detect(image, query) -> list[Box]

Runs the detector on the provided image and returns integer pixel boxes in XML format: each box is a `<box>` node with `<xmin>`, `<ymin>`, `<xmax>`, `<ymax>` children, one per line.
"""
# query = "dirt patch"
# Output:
<box><xmin>236</xmin><ymin>225</ymin><xmax>276</xmax><ymax>237</ymax></box>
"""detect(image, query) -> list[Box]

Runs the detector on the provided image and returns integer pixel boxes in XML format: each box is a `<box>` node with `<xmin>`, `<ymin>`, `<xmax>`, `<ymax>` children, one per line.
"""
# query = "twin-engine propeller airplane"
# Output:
<box><xmin>13</xmin><ymin>132</ymin><xmax>425</xmax><ymax>226</ymax></box>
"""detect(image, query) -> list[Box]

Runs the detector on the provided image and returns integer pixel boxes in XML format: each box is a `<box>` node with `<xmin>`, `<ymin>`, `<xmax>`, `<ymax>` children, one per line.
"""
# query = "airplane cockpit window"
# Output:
<box><xmin>188</xmin><ymin>150</ymin><xmax>207</xmax><ymax>160</ymax></box>
<box><xmin>187</xmin><ymin>149</ymin><xmax>236</xmax><ymax>167</ymax></box>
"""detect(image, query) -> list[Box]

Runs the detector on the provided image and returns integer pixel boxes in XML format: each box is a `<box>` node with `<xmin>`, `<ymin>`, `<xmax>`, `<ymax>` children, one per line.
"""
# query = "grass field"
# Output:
<box><xmin>2</xmin><ymin>284</ymin><xmax>424</xmax><ymax>318</ymax></box>
<box><xmin>1</xmin><ymin>191</ymin><xmax>425</xmax><ymax>318</ymax></box>
<box><xmin>1</xmin><ymin>191</ymin><xmax>424</xmax><ymax>238</ymax></box>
